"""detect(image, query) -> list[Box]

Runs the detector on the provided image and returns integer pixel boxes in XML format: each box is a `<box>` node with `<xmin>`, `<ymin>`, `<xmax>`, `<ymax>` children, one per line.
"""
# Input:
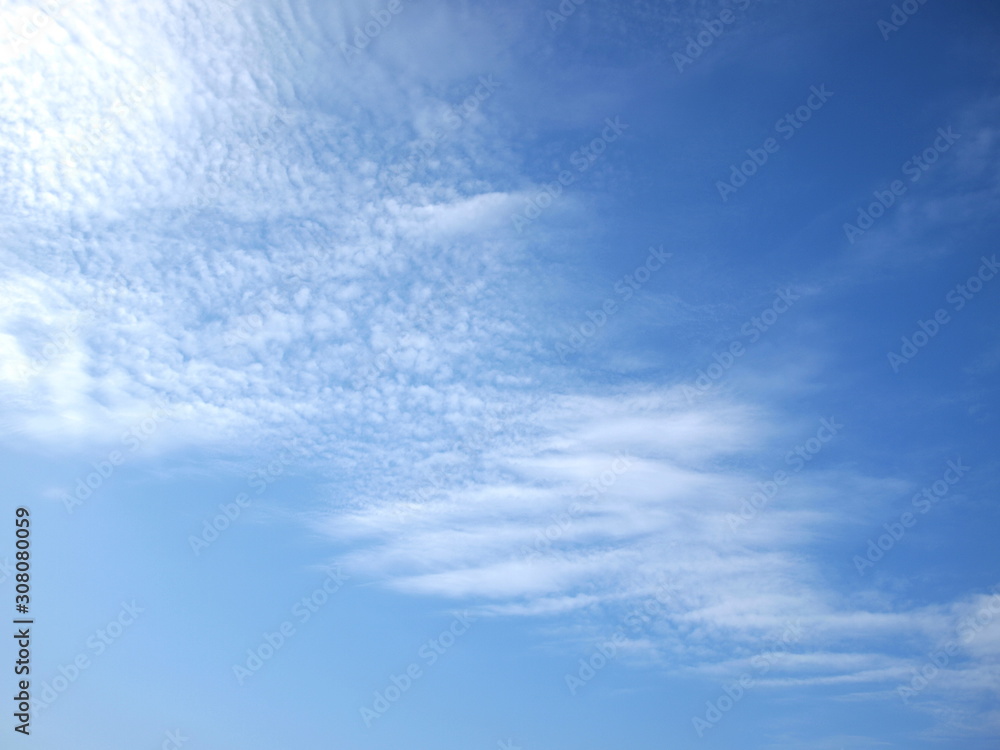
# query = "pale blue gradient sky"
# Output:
<box><xmin>1</xmin><ymin>0</ymin><xmax>999</xmax><ymax>748</ymax></box>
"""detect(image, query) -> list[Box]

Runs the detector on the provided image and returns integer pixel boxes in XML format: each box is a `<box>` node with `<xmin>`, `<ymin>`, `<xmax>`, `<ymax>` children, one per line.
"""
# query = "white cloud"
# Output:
<box><xmin>2</xmin><ymin>2</ymin><xmax>997</xmax><ymax>743</ymax></box>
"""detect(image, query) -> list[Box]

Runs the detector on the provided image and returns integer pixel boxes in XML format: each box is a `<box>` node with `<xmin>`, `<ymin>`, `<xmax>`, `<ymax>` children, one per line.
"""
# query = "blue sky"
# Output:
<box><xmin>1</xmin><ymin>0</ymin><xmax>999</xmax><ymax>747</ymax></box>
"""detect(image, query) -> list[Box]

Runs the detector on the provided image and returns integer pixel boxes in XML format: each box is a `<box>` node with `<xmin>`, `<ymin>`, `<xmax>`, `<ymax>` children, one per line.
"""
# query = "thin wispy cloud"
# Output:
<box><xmin>1</xmin><ymin>1</ymin><xmax>998</xmax><ymax>748</ymax></box>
